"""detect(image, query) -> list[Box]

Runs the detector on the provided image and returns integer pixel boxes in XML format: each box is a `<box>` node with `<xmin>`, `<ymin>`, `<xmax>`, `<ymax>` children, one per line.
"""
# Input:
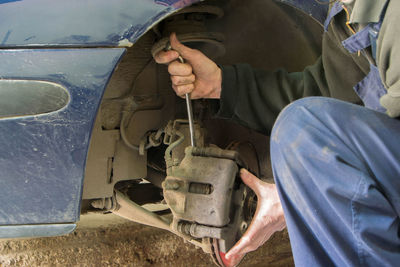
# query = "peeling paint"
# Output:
<box><xmin>118</xmin><ymin>38</ymin><xmax>133</xmax><ymax>47</ymax></box>
<box><xmin>0</xmin><ymin>0</ymin><xmax>201</xmax><ymax>47</ymax></box>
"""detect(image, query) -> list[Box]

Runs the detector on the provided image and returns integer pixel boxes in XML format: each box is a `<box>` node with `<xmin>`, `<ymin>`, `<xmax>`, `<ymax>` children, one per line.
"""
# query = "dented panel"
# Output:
<box><xmin>0</xmin><ymin>48</ymin><xmax>125</xmax><ymax>225</ymax></box>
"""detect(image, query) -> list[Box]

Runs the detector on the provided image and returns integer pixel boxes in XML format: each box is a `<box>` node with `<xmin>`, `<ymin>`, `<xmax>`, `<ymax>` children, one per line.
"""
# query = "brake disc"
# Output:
<box><xmin>209</xmin><ymin>141</ymin><xmax>259</xmax><ymax>267</ymax></box>
<box><xmin>212</xmin><ymin>238</ymin><xmax>227</xmax><ymax>267</ymax></box>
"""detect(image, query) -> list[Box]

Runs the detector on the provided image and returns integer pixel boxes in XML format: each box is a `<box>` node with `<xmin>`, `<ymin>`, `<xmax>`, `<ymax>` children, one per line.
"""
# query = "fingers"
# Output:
<box><xmin>171</xmin><ymin>74</ymin><xmax>195</xmax><ymax>86</ymax></box>
<box><xmin>168</xmin><ymin>61</ymin><xmax>192</xmax><ymax>76</ymax></box>
<box><xmin>168</xmin><ymin>61</ymin><xmax>194</xmax><ymax>96</ymax></box>
<box><xmin>239</xmin><ymin>169</ymin><xmax>264</xmax><ymax>196</ymax></box>
<box><xmin>225</xmin><ymin>234</ymin><xmax>251</xmax><ymax>260</ymax></box>
<box><xmin>173</xmin><ymin>83</ymin><xmax>194</xmax><ymax>96</ymax></box>
<box><xmin>154</xmin><ymin>33</ymin><xmax>196</xmax><ymax>64</ymax></box>
<box><xmin>167</xmin><ymin>58</ymin><xmax>195</xmax><ymax>96</ymax></box>
<box><xmin>170</xmin><ymin>32</ymin><xmax>197</xmax><ymax>61</ymax></box>
<box><xmin>154</xmin><ymin>32</ymin><xmax>221</xmax><ymax>99</ymax></box>
<box><xmin>220</xmin><ymin>252</ymin><xmax>245</xmax><ymax>267</ymax></box>
<box><xmin>225</xmin><ymin>171</ymin><xmax>285</xmax><ymax>263</ymax></box>
<box><xmin>154</xmin><ymin>50</ymin><xmax>179</xmax><ymax>64</ymax></box>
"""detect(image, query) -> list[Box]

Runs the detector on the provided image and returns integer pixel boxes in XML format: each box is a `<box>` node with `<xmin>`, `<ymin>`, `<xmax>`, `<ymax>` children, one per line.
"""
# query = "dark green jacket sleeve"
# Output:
<box><xmin>218</xmin><ymin>58</ymin><xmax>328</xmax><ymax>135</ymax></box>
<box><xmin>217</xmin><ymin>11</ymin><xmax>369</xmax><ymax>135</ymax></box>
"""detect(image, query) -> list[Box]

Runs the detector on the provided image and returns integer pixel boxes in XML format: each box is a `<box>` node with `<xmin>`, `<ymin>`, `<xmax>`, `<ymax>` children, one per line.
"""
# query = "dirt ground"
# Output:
<box><xmin>0</xmin><ymin>214</ymin><xmax>293</xmax><ymax>267</ymax></box>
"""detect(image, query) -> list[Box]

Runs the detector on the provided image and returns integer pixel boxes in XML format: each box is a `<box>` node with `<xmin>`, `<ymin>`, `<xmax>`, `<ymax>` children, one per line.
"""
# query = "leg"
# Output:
<box><xmin>270</xmin><ymin>97</ymin><xmax>400</xmax><ymax>267</ymax></box>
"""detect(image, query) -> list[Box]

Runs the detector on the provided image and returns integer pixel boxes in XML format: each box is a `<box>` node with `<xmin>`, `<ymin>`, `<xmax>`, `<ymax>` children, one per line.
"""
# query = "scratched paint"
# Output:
<box><xmin>0</xmin><ymin>30</ymin><xmax>11</xmax><ymax>45</ymax></box>
<box><xmin>0</xmin><ymin>0</ymin><xmax>200</xmax><ymax>47</ymax></box>
<box><xmin>0</xmin><ymin>0</ymin><xmax>326</xmax><ymax>47</ymax></box>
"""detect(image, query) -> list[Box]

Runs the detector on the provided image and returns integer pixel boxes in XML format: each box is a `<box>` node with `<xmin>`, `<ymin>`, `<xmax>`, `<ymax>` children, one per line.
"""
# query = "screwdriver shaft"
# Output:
<box><xmin>185</xmin><ymin>92</ymin><xmax>196</xmax><ymax>147</ymax></box>
<box><xmin>165</xmin><ymin>43</ymin><xmax>196</xmax><ymax>147</ymax></box>
<box><xmin>176</xmin><ymin>54</ymin><xmax>196</xmax><ymax>147</ymax></box>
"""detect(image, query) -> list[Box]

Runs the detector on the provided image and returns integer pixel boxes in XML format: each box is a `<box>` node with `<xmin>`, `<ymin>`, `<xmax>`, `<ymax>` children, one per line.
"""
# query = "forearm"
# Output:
<box><xmin>217</xmin><ymin>57</ymin><xmax>329</xmax><ymax>135</ymax></box>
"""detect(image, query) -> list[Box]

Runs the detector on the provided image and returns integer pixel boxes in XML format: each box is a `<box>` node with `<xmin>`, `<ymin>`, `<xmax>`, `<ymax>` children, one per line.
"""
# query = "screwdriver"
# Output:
<box><xmin>166</xmin><ymin>43</ymin><xmax>196</xmax><ymax>147</ymax></box>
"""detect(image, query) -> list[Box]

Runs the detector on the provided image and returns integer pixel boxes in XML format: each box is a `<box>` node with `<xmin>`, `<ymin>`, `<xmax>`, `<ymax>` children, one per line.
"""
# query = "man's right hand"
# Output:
<box><xmin>154</xmin><ymin>33</ymin><xmax>222</xmax><ymax>99</ymax></box>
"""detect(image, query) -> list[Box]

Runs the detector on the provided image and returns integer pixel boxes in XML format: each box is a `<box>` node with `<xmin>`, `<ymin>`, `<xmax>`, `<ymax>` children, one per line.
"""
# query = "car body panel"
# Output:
<box><xmin>0</xmin><ymin>0</ymin><xmax>200</xmax><ymax>47</ymax></box>
<box><xmin>0</xmin><ymin>223</ymin><xmax>76</xmax><ymax>239</ymax></box>
<box><xmin>0</xmin><ymin>0</ymin><xmax>326</xmax><ymax>48</ymax></box>
<box><xmin>0</xmin><ymin>48</ymin><xmax>124</xmax><ymax>226</ymax></box>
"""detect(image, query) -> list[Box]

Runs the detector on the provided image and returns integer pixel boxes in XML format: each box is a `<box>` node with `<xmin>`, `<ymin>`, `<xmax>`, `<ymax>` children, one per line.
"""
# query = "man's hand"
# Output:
<box><xmin>154</xmin><ymin>33</ymin><xmax>222</xmax><ymax>99</ymax></box>
<box><xmin>223</xmin><ymin>169</ymin><xmax>286</xmax><ymax>267</ymax></box>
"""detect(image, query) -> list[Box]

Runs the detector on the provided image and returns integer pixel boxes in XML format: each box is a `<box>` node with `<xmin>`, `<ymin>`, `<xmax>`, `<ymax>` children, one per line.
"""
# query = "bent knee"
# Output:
<box><xmin>272</xmin><ymin>97</ymin><xmax>325</xmax><ymax>139</ymax></box>
<box><xmin>270</xmin><ymin>97</ymin><xmax>344</xmax><ymax>151</ymax></box>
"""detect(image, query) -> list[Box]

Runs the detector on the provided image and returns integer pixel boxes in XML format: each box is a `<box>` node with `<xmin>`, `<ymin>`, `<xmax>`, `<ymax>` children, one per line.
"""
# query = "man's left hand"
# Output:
<box><xmin>223</xmin><ymin>169</ymin><xmax>286</xmax><ymax>267</ymax></box>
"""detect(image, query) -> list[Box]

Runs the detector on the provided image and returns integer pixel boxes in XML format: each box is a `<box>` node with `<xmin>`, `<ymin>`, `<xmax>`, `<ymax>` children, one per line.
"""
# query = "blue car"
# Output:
<box><xmin>0</xmin><ymin>0</ymin><xmax>327</xmax><ymax>265</ymax></box>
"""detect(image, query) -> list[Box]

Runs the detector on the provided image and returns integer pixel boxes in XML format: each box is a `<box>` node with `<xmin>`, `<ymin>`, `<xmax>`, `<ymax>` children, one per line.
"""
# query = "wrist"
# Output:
<box><xmin>265</xmin><ymin>184</ymin><xmax>286</xmax><ymax>229</ymax></box>
<box><xmin>207</xmin><ymin>67</ymin><xmax>222</xmax><ymax>99</ymax></box>
<box><xmin>274</xmin><ymin>203</ymin><xmax>286</xmax><ymax>230</ymax></box>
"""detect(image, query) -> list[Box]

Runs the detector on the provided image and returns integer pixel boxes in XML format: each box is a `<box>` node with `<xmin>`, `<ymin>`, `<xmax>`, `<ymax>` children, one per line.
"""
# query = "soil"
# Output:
<box><xmin>0</xmin><ymin>214</ymin><xmax>293</xmax><ymax>267</ymax></box>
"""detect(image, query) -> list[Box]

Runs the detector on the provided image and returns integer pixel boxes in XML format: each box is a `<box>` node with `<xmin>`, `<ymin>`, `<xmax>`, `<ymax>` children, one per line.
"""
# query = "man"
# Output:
<box><xmin>155</xmin><ymin>0</ymin><xmax>400</xmax><ymax>266</ymax></box>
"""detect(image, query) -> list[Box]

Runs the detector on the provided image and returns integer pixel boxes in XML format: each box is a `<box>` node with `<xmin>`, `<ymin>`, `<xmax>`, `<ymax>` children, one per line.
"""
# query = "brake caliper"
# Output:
<box><xmin>163</xmin><ymin>145</ymin><xmax>251</xmax><ymax>266</ymax></box>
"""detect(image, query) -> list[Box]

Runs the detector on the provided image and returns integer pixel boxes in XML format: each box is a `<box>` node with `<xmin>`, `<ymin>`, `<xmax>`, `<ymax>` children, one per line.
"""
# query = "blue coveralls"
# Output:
<box><xmin>270</xmin><ymin>2</ymin><xmax>400</xmax><ymax>266</ymax></box>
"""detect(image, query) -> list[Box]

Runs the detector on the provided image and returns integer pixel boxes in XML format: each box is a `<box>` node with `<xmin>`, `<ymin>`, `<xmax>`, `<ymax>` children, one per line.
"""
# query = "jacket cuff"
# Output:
<box><xmin>217</xmin><ymin>65</ymin><xmax>238</xmax><ymax>119</ymax></box>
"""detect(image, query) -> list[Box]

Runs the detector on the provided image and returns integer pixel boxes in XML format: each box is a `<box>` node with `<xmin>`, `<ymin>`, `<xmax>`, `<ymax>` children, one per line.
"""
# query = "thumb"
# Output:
<box><xmin>225</xmin><ymin>235</ymin><xmax>248</xmax><ymax>260</ymax></box>
<box><xmin>170</xmin><ymin>32</ymin><xmax>196</xmax><ymax>61</ymax></box>
<box><xmin>240</xmin><ymin>169</ymin><xmax>263</xmax><ymax>196</ymax></box>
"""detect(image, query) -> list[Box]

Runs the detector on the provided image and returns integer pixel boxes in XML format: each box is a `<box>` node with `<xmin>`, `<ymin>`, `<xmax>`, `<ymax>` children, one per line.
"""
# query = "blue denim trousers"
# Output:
<box><xmin>270</xmin><ymin>97</ymin><xmax>400</xmax><ymax>266</ymax></box>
